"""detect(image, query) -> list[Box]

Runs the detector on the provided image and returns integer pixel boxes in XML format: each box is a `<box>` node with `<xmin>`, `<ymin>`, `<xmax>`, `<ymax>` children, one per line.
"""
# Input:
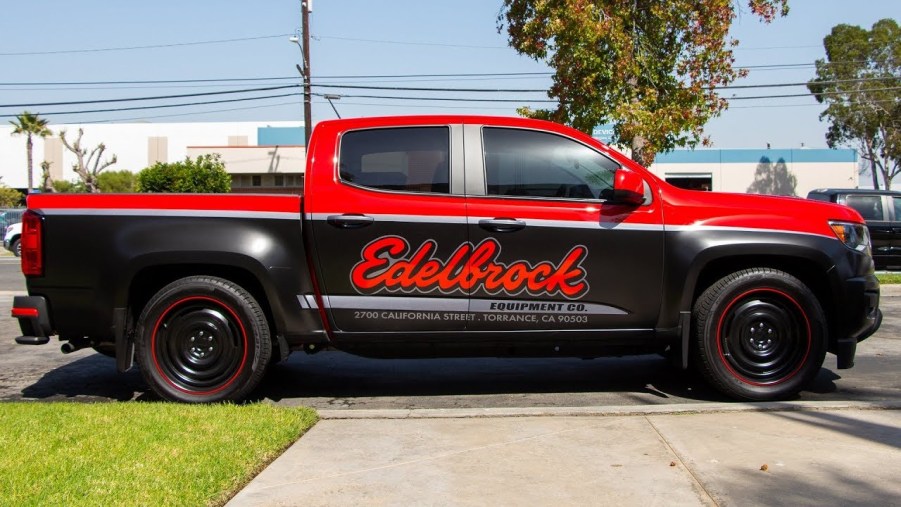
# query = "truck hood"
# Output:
<box><xmin>659</xmin><ymin>185</ymin><xmax>863</xmax><ymax>238</ymax></box>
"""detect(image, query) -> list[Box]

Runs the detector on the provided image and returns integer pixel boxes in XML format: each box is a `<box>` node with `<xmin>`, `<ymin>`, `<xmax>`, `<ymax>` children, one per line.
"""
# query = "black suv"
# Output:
<box><xmin>807</xmin><ymin>188</ymin><xmax>901</xmax><ymax>269</ymax></box>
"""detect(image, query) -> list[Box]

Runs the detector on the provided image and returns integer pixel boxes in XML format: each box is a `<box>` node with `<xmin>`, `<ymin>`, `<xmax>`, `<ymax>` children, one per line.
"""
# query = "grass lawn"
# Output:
<box><xmin>877</xmin><ymin>273</ymin><xmax>901</xmax><ymax>284</ymax></box>
<box><xmin>0</xmin><ymin>402</ymin><xmax>317</xmax><ymax>506</ymax></box>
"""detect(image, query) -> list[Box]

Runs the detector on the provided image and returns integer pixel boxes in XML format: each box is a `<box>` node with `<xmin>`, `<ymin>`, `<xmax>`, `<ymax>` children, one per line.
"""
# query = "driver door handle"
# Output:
<box><xmin>478</xmin><ymin>218</ymin><xmax>526</xmax><ymax>233</ymax></box>
<box><xmin>327</xmin><ymin>214</ymin><xmax>374</xmax><ymax>229</ymax></box>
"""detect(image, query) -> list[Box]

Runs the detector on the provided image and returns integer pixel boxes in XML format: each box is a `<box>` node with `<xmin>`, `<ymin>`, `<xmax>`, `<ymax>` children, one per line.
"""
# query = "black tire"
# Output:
<box><xmin>135</xmin><ymin>276</ymin><xmax>271</xmax><ymax>403</ymax></box>
<box><xmin>692</xmin><ymin>268</ymin><xmax>827</xmax><ymax>401</ymax></box>
<box><xmin>11</xmin><ymin>239</ymin><xmax>20</xmax><ymax>258</ymax></box>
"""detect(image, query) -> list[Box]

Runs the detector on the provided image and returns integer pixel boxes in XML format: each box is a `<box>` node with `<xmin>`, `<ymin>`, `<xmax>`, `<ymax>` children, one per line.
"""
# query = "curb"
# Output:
<box><xmin>317</xmin><ymin>400</ymin><xmax>901</xmax><ymax>420</ymax></box>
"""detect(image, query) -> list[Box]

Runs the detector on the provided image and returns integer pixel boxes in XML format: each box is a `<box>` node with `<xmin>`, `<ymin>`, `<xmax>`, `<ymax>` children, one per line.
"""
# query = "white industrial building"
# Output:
<box><xmin>0</xmin><ymin>121</ymin><xmax>306</xmax><ymax>193</ymax></box>
<box><xmin>646</xmin><ymin>148</ymin><xmax>859</xmax><ymax>196</ymax></box>
<box><xmin>1</xmin><ymin>120</ymin><xmax>858</xmax><ymax>197</ymax></box>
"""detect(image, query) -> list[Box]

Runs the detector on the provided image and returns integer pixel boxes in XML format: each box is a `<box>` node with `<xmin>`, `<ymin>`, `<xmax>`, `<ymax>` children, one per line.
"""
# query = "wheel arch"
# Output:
<box><xmin>672</xmin><ymin>242</ymin><xmax>840</xmax><ymax>348</ymax></box>
<box><xmin>125</xmin><ymin>257</ymin><xmax>282</xmax><ymax>339</ymax></box>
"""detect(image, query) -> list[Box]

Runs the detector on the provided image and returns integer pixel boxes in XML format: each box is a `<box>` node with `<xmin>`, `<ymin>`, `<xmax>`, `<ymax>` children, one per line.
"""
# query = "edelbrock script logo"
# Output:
<box><xmin>350</xmin><ymin>236</ymin><xmax>589</xmax><ymax>299</ymax></box>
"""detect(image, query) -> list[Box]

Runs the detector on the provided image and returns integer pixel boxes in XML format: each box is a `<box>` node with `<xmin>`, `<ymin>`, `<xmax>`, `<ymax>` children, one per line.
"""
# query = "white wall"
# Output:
<box><xmin>0</xmin><ymin>121</ymin><xmax>302</xmax><ymax>188</ymax></box>
<box><xmin>648</xmin><ymin>161</ymin><xmax>858</xmax><ymax>197</ymax></box>
<box><xmin>186</xmin><ymin>146</ymin><xmax>305</xmax><ymax>174</ymax></box>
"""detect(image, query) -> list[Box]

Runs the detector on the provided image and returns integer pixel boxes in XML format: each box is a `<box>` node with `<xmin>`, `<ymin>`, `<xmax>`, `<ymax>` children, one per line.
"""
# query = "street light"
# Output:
<box><xmin>323</xmin><ymin>94</ymin><xmax>342</xmax><ymax>119</ymax></box>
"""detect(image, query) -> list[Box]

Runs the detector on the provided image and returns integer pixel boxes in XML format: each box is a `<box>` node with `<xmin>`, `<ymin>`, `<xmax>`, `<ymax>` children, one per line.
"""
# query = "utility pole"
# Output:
<box><xmin>301</xmin><ymin>0</ymin><xmax>312</xmax><ymax>147</ymax></box>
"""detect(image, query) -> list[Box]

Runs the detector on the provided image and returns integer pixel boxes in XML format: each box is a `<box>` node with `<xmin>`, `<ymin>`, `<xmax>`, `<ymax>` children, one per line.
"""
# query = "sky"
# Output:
<box><xmin>1</xmin><ymin>0</ymin><xmax>899</xmax><ymax>150</ymax></box>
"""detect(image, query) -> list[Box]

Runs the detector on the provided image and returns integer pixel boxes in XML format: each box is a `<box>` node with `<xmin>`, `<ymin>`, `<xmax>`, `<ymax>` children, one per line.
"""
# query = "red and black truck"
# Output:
<box><xmin>12</xmin><ymin>115</ymin><xmax>882</xmax><ymax>403</ymax></box>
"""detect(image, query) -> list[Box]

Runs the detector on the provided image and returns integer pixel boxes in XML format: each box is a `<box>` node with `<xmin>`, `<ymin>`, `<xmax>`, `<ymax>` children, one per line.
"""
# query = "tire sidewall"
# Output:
<box><xmin>697</xmin><ymin>271</ymin><xmax>827</xmax><ymax>401</ymax></box>
<box><xmin>136</xmin><ymin>278</ymin><xmax>269</xmax><ymax>403</ymax></box>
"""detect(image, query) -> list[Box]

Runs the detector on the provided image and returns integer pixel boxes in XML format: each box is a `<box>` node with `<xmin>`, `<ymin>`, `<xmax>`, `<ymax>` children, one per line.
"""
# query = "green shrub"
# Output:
<box><xmin>138</xmin><ymin>154</ymin><xmax>231</xmax><ymax>193</ymax></box>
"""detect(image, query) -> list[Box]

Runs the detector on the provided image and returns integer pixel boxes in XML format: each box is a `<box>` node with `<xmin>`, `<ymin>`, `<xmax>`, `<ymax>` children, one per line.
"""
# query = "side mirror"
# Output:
<box><xmin>610</xmin><ymin>169</ymin><xmax>646</xmax><ymax>206</ymax></box>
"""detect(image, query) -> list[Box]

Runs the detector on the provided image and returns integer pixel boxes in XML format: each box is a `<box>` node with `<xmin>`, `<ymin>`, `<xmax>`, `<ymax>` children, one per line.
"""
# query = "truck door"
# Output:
<box><xmin>463</xmin><ymin>125</ymin><xmax>665</xmax><ymax>334</ymax></box>
<box><xmin>307</xmin><ymin>124</ymin><xmax>472</xmax><ymax>334</ymax></box>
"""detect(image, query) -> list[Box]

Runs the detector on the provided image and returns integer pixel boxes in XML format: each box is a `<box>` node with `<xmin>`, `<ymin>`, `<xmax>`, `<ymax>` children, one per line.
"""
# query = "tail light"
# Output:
<box><xmin>21</xmin><ymin>210</ymin><xmax>43</xmax><ymax>277</ymax></box>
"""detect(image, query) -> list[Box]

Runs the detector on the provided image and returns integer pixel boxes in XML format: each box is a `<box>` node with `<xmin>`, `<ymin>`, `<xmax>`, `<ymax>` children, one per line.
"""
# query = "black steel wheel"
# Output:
<box><xmin>136</xmin><ymin>276</ymin><xmax>271</xmax><ymax>403</ymax></box>
<box><xmin>693</xmin><ymin>268</ymin><xmax>827</xmax><ymax>401</ymax></box>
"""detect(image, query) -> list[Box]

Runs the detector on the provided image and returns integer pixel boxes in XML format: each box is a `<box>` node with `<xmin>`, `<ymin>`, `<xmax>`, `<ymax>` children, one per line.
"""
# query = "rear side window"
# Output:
<box><xmin>339</xmin><ymin>127</ymin><xmax>450</xmax><ymax>194</ymax></box>
<box><xmin>482</xmin><ymin>127</ymin><xmax>619</xmax><ymax>199</ymax></box>
<box><xmin>843</xmin><ymin>195</ymin><xmax>886</xmax><ymax>221</ymax></box>
<box><xmin>893</xmin><ymin>197</ymin><xmax>901</xmax><ymax>222</ymax></box>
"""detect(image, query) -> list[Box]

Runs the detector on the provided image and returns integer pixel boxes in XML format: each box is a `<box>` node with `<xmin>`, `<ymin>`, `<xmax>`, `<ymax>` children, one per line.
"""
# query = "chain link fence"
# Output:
<box><xmin>0</xmin><ymin>208</ymin><xmax>25</xmax><ymax>238</ymax></box>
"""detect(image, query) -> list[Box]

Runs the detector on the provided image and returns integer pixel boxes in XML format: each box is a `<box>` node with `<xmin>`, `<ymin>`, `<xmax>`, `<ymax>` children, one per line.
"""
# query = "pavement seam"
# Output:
<box><xmin>316</xmin><ymin>401</ymin><xmax>901</xmax><ymax>420</ymax></box>
<box><xmin>645</xmin><ymin>415</ymin><xmax>720</xmax><ymax>507</ymax></box>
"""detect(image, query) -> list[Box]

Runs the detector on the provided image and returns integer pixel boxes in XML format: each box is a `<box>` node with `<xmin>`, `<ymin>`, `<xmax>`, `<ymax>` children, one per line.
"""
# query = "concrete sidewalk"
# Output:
<box><xmin>228</xmin><ymin>402</ymin><xmax>901</xmax><ymax>506</ymax></box>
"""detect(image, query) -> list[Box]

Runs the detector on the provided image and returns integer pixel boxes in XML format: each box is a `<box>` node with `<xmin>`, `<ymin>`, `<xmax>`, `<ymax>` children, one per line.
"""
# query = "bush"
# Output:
<box><xmin>96</xmin><ymin>170</ymin><xmax>137</xmax><ymax>193</ymax></box>
<box><xmin>0</xmin><ymin>186</ymin><xmax>23</xmax><ymax>207</ymax></box>
<box><xmin>138</xmin><ymin>154</ymin><xmax>231</xmax><ymax>193</ymax></box>
<box><xmin>51</xmin><ymin>180</ymin><xmax>86</xmax><ymax>193</ymax></box>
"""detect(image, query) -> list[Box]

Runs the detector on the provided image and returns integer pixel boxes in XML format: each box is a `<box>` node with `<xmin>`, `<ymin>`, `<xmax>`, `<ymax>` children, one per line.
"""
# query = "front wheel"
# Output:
<box><xmin>11</xmin><ymin>239</ymin><xmax>20</xmax><ymax>257</ymax></box>
<box><xmin>135</xmin><ymin>276</ymin><xmax>271</xmax><ymax>403</ymax></box>
<box><xmin>692</xmin><ymin>268</ymin><xmax>827</xmax><ymax>401</ymax></box>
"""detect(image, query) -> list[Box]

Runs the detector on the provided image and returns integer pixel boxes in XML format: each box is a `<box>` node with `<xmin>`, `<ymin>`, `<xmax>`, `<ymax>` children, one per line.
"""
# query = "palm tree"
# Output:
<box><xmin>9</xmin><ymin>111</ymin><xmax>52</xmax><ymax>194</ymax></box>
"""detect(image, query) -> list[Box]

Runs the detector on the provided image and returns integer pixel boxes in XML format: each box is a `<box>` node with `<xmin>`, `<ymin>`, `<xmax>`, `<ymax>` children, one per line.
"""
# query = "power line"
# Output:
<box><xmin>729</xmin><ymin>86</ymin><xmax>901</xmax><ymax>100</ymax></box>
<box><xmin>0</xmin><ymin>34</ymin><xmax>293</xmax><ymax>56</ymax></box>
<box><xmin>0</xmin><ymin>77</ymin><xmax>298</xmax><ymax>86</ymax></box>
<box><xmin>80</xmin><ymin>99</ymin><xmax>304</xmax><ymax>124</ymax></box>
<box><xmin>309</xmin><ymin>76</ymin><xmax>898</xmax><ymax>93</ymax></box>
<box><xmin>313</xmin><ymin>35</ymin><xmax>508</xmax><ymax>50</ymax></box>
<box><xmin>0</xmin><ymin>85</ymin><xmax>299</xmax><ymax>109</ymax></box>
<box><xmin>0</xmin><ymin>92</ymin><xmax>302</xmax><ymax>118</ymax></box>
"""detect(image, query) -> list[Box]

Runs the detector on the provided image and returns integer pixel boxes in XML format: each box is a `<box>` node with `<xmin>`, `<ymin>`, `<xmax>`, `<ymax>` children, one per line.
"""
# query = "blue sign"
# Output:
<box><xmin>592</xmin><ymin>123</ymin><xmax>615</xmax><ymax>145</ymax></box>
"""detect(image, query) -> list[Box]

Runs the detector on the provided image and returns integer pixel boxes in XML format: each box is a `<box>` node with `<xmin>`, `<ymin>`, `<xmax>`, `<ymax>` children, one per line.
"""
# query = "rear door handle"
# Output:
<box><xmin>478</xmin><ymin>218</ymin><xmax>526</xmax><ymax>233</ymax></box>
<box><xmin>327</xmin><ymin>214</ymin><xmax>374</xmax><ymax>229</ymax></box>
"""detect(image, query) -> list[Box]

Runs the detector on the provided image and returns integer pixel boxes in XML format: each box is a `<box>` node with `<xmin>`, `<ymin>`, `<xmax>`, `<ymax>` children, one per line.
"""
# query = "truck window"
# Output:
<box><xmin>844</xmin><ymin>195</ymin><xmax>886</xmax><ymax>221</ymax></box>
<box><xmin>482</xmin><ymin>127</ymin><xmax>619</xmax><ymax>199</ymax></box>
<box><xmin>339</xmin><ymin>127</ymin><xmax>450</xmax><ymax>194</ymax></box>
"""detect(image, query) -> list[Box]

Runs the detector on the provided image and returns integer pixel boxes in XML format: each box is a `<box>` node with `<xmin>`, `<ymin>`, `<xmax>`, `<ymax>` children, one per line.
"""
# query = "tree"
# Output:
<box><xmin>498</xmin><ymin>0</ymin><xmax>789</xmax><ymax>166</ymax></box>
<box><xmin>807</xmin><ymin>19</ymin><xmax>901</xmax><ymax>189</ymax></box>
<box><xmin>96</xmin><ymin>170</ymin><xmax>137</xmax><ymax>193</ymax></box>
<box><xmin>59</xmin><ymin>129</ymin><xmax>118</xmax><ymax>193</ymax></box>
<box><xmin>8</xmin><ymin>111</ymin><xmax>52</xmax><ymax>193</ymax></box>
<box><xmin>137</xmin><ymin>154</ymin><xmax>231</xmax><ymax>193</ymax></box>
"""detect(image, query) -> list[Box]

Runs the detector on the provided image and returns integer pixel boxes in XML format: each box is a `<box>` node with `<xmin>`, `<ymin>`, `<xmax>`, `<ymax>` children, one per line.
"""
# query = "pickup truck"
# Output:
<box><xmin>12</xmin><ymin>115</ymin><xmax>882</xmax><ymax>403</ymax></box>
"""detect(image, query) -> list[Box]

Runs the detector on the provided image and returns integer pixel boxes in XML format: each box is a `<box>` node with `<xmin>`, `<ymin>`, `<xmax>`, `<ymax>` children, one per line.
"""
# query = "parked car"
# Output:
<box><xmin>0</xmin><ymin>209</ymin><xmax>24</xmax><ymax>237</ymax></box>
<box><xmin>3</xmin><ymin>222</ymin><xmax>21</xmax><ymax>257</ymax></box>
<box><xmin>807</xmin><ymin>188</ymin><xmax>901</xmax><ymax>269</ymax></box>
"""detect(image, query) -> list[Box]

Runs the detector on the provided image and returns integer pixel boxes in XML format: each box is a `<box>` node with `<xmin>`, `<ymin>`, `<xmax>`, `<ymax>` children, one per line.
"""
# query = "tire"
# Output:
<box><xmin>692</xmin><ymin>268</ymin><xmax>827</xmax><ymax>401</ymax></box>
<box><xmin>135</xmin><ymin>276</ymin><xmax>271</xmax><ymax>403</ymax></box>
<box><xmin>11</xmin><ymin>239</ymin><xmax>20</xmax><ymax>257</ymax></box>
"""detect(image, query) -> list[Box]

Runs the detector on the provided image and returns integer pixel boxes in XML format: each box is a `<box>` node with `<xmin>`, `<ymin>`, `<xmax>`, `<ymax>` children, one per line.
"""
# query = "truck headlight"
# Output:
<box><xmin>829</xmin><ymin>221</ymin><xmax>871</xmax><ymax>255</ymax></box>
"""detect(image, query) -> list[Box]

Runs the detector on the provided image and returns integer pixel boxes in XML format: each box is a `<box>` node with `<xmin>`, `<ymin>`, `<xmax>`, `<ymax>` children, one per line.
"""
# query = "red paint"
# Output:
<box><xmin>150</xmin><ymin>296</ymin><xmax>249</xmax><ymax>396</ymax></box>
<box><xmin>715</xmin><ymin>288</ymin><xmax>812</xmax><ymax>387</ymax></box>
<box><xmin>351</xmin><ymin>236</ymin><xmax>589</xmax><ymax>299</ymax></box>
<box><xmin>27</xmin><ymin>193</ymin><xmax>301</xmax><ymax>214</ymax></box>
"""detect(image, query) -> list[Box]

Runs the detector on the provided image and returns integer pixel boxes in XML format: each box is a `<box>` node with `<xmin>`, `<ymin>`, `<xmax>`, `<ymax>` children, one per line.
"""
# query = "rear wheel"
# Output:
<box><xmin>11</xmin><ymin>239</ymin><xmax>20</xmax><ymax>257</ymax></box>
<box><xmin>135</xmin><ymin>276</ymin><xmax>271</xmax><ymax>403</ymax></box>
<box><xmin>692</xmin><ymin>268</ymin><xmax>827</xmax><ymax>401</ymax></box>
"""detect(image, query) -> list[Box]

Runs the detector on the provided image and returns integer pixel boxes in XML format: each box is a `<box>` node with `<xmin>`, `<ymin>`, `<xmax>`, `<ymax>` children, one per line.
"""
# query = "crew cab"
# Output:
<box><xmin>11</xmin><ymin>115</ymin><xmax>881</xmax><ymax>403</ymax></box>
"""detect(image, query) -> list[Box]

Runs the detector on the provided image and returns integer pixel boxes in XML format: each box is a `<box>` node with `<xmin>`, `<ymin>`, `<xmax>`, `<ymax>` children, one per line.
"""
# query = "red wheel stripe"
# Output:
<box><xmin>150</xmin><ymin>296</ymin><xmax>250</xmax><ymax>397</ymax></box>
<box><xmin>715</xmin><ymin>288</ymin><xmax>812</xmax><ymax>387</ymax></box>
